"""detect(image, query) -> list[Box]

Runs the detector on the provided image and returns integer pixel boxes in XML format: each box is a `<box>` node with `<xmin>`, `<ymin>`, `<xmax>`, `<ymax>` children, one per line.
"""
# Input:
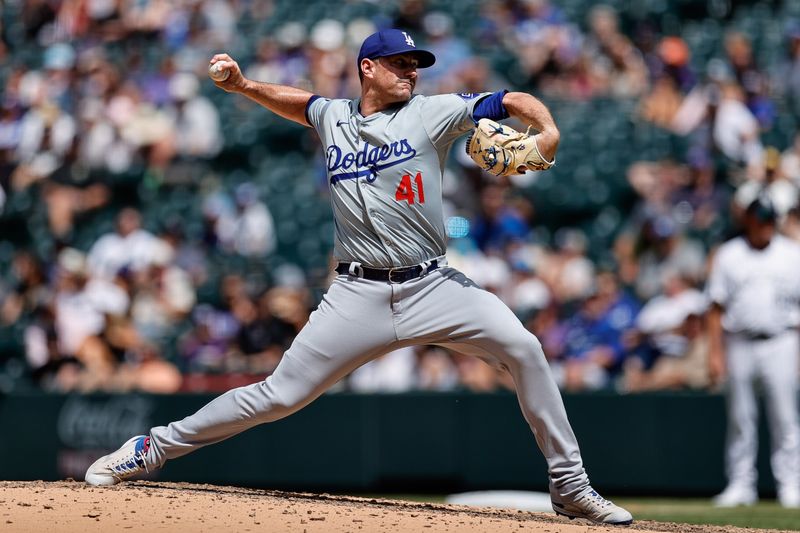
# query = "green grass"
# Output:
<box><xmin>374</xmin><ymin>495</ymin><xmax>800</xmax><ymax>531</ymax></box>
<box><xmin>614</xmin><ymin>498</ymin><xmax>800</xmax><ymax>531</ymax></box>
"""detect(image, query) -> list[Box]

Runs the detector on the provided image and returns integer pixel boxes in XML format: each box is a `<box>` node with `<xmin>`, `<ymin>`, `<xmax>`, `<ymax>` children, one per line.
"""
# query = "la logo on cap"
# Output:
<box><xmin>402</xmin><ymin>31</ymin><xmax>415</xmax><ymax>47</ymax></box>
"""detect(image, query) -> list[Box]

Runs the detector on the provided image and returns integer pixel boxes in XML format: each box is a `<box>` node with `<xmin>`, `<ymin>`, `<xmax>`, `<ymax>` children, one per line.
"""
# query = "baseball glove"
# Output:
<box><xmin>465</xmin><ymin>118</ymin><xmax>555</xmax><ymax>176</ymax></box>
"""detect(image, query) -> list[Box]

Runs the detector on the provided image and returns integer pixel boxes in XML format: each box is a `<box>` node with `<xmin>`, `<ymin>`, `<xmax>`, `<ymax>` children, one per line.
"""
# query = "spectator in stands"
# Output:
<box><xmin>581</xmin><ymin>4</ymin><xmax>648</xmax><ymax>98</ymax></box>
<box><xmin>453</xmin><ymin>351</ymin><xmax>512</xmax><ymax>392</ymax></box>
<box><xmin>437</xmin><ymin>56</ymin><xmax>506</xmax><ymax>96</ymax></box>
<box><xmin>634</xmin><ymin>214</ymin><xmax>706</xmax><ymax>301</ymax></box>
<box><xmin>87</xmin><ymin>207</ymin><xmax>163</xmax><ymax>279</ymax></box>
<box><xmin>109</xmin><ymin>82</ymin><xmax>175</xmax><ymax>172</ymax></box>
<box><xmin>556</xmin><ymin>282</ymin><xmax>631</xmax><ymax>391</ymax></box>
<box><xmin>639</xmin><ymin>37</ymin><xmax>695</xmax><ymax>128</ymax></box>
<box><xmin>120</xmin><ymin>0</ymin><xmax>171</xmax><ymax>39</ymax></box>
<box><xmin>1</xmin><ymin>250</ymin><xmax>50</xmax><ymax>326</ymax></box>
<box><xmin>734</xmin><ymin>147</ymin><xmax>799</xmax><ymax>226</ymax></box>
<box><xmin>776</xmin><ymin>21</ymin><xmax>800</xmax><ymax>121</ymax></box>
<box><xmin>306</xmin><ymin>19</ymin><xmax>351</xmax><ymax>99</ymax></box>
<box><xmin>711</xmin><ymin>82</ymin><xmax>764</xmax><ymax>172</ymax></box>
<box><xmin>505</xmin><ymin>254</ymin><xmax>551</xmax><ymax>319</ymax></box>
<box><xmin>639</xmin><ymin>71</ymin><xmax>683</xmax><ymax>129</ymax></box>
<box><xmin>625</xmin><ymin>270</ymin><xmax>709</xmax><ymax>391</ymax></box>
<box><xmin>0</xmin><ymin>100</ymin><xmax>21</xmax><ymax>159</ymax></box>
<box><xmin>779</xmin><ymin>132</ymin><xmax>800</xmax><ymax>186</ymax></box>
<box><xmin>24</xmin><ymin>303</ymin><xmax>78</xmax><ymax>391</ymax></box>
<box><xmin>671</xmin><ymin>79</ymin><xmax>764</xmax><ymax>175</ymax></box>
<box><xmin>470</xmin><ymin>182</ymin><xmax>530</xmax><ymax>254</ymax></box>
<box><xmin>13</xmin><ymin>99</ymin><xmax>76</xmax><ymax>191</ymax></box>
<box><xmin>349</xmin><ymin>347</ymin><xmax>417</xmax><ymax>393</ymax></box>
<box><xmin>52</xmin><ymin>248</ymin><xmax>115</xmax><ymax>391</ymax></box>
<box><xmin>232</xmin><ymin>290</ymin><xmax>296</xmax><ymax>374</ymax></box>
<box><xmin>544</xmin><ymin>228</ymin><xmax>596</xmax><ymax>304</ymax></box>
<box><xmin>597</xmin><ymin>269</ymin><xmax>641</xmax><ymax>329</ymax></box>
<box><xmin>40</xmin><ymin>137</ymin><xmax>110</xmax><ymax>240</ymax></box>
<box><xmin>215</xmin><ymin>182</ymin><xmax>276</xmax><ymax>257</ymax></box>
<box><xmin>416</xmin><ymin>346</ymin><xmax>460</xmax><ymax>391</ymax></box>
<box><xmin>625</xmin><ymin>160</ymin><xmax>684</xmax><ymax>226</ymax></box>
<box><xmin>654</xmin><ymin>36</ymin><xmax>696</xmax><ymax>94</ymax></box>
<box><xmin>164</xmin><ymin>72</ymin><xmax>222</xmax><ymax>159</ymax></box>
<box><xmin>129</xmin><ymin>240</ymin><xmax>196</xmax><ymax>345</ymax></box>
<box><xmin>77</xmin><ymin>97</ymin><xmax>136</xmax><ymax>174</ymax></box>
<box><xmin>671</xmin><ymin>148</ymin><xmax>730</xmax><ymax>241</ymax></box>
<box><xmin>416</xmin><ymin>11</ymin><xmax>472</xmax><ymax>93</ymax></box>
<box><xmin>179</xmin><ymin>303</ymin><xmax>238</xmax><ymax>374</ymax></box>
<box><xmin>510</xmin><ymin>0</ymin><xmax>584</xmax><ymax>98</ymax></box>
<box><xmin>159</xmin><ymin>217</ymin><xmax>209</xmax><ymax>287</ymax></box>
<box><xmin>723</xmin><ymin>31</ymin><xmax>774</xmax><ymax>129</ymax></box>
<box><xmin>246</xmin><ymin>27</ymin><xmax>311</xmax><ymax>89</ymax></box>
<box><xmin>392</xmin><ymin>0</ymin><xmax>427</xmax><ymax>33</ymax></box>
<box><xmin>526</xmin><ymin>302</ymin><xmax>568</xmax><ymax>365</ymax></box>
<box><xmin>262</xmin><ymin>284</ymin><xmax>311</xmax><ymax>334</ymax></box>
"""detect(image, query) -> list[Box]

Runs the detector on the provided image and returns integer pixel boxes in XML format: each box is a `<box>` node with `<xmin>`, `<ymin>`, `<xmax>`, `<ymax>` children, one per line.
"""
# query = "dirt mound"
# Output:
<box><xmin>0</xmin><ymin>481</ymin><xmax>787</xmax><ymax>533</ymax></box>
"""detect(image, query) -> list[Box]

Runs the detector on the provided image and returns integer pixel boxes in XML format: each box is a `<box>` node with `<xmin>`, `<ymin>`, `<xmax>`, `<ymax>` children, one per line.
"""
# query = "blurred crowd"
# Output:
<box><xmin>1</xmin><ymin>0</ymin><xmax>800</xmax><ymax>394</ymax></box>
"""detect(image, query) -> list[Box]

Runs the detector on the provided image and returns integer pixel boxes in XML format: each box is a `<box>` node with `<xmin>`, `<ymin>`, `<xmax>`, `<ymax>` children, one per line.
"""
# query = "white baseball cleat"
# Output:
<box><xmin>712</xmin><ymin>485</ymin><xmax>758</xmax><ymax>507</ymax></box>
<box><xmin>84</xmin><ymin>435</ymin><xmax>153</xmax><ymax>486</ymax></box>
<box><xmin>552</xmin><ymin>489</ymin><xmax>633</xmax><ymax>525</ymax></box>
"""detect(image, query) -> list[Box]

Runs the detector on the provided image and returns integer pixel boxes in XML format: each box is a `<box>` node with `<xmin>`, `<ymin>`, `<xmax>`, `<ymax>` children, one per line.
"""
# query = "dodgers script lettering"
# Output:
<box><xmin>326</xmin><ymin>139</ymin><xmax>417</xmax><ymax>184</ymax></box>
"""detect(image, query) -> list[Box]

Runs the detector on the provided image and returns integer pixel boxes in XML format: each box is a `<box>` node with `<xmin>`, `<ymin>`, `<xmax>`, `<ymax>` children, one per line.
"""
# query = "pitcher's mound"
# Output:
<box><xmin>0</xmin><ymin>481</ymin><xmax>782</xmax><ymax>533</ymax></box>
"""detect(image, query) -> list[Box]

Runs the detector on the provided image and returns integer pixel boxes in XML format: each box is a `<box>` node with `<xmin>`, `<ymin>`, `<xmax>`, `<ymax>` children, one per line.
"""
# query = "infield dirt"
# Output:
<box><xmin>0</xmin><ymin>481</ymin><xmax>791</xmax><ymax>533</ymax></box>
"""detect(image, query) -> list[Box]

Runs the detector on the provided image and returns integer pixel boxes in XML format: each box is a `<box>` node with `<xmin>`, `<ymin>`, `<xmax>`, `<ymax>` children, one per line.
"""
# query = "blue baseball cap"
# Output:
<box><xmin>357</xmin><ymin>29</ymin><xmax>436</xmax><ymax>71</ymax></box>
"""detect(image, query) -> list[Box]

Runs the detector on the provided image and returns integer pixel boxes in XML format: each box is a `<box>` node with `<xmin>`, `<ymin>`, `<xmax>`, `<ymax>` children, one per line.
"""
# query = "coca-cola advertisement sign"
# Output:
<box><xmin>57</xmin><ymin>396</ymin><xmax>153</xmax><ymax>449</ymax></box>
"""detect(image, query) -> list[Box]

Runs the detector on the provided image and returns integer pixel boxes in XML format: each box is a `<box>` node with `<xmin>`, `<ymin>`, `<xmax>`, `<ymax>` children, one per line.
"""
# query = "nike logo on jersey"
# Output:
<box><xmin>327</xmin><ymin>140</ymin><xmax>417</xmax><ymax>185</ymax></box>
<box><xmin>336</xmin><ymin>119</ymin><xmax>348</xmax><ymax>127</ymax></box>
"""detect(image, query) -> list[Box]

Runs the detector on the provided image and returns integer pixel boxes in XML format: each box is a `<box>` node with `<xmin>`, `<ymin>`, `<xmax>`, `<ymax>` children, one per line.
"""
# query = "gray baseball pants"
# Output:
<box><xmin>148</xmin><ymin>267</ymin><xmax>591</xmax><ymax>499</ymax></box>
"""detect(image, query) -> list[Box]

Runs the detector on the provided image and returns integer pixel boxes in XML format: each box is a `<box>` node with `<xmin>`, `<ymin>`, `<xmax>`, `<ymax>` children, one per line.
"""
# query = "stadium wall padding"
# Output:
<box><xmin>0</xmin><ymin>391</ymin><xmax>783</xmax><ymax>495</ymax></box>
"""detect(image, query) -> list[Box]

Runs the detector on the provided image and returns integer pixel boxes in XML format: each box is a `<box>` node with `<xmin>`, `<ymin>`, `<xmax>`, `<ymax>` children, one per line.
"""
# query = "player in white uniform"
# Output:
<box><xmin>84</xmin><ymin>29</ymin><xmax>632</xmax><ymax>525</ymax></box>
<box><xmin>708</xmin><ymin>195</ymin><xmax>800</xmax><ymax>508</ymax></box>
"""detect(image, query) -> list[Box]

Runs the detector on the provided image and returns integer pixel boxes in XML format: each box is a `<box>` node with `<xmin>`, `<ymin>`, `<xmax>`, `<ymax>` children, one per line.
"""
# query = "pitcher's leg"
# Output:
<box><xmin>446</xmin><ymin>318</ymin><xmax>588</xmax><ymax>500</ymax></box>
<box><xmin>148</xmin><ymin>277</ymin><xmax>398</xmax><ymax>466</ymax></box>
<box><xmin>396</xmin><ymin>269</ymin><xmax>588</xmax><ymax>500</ymax></box>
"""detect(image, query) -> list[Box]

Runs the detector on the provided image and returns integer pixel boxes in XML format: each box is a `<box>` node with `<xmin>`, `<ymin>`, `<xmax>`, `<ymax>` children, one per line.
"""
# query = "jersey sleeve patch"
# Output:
<box><xmin>456</xmin><ymin>92</ymin><xmax>480</xmax><ymax>100</ymax></box>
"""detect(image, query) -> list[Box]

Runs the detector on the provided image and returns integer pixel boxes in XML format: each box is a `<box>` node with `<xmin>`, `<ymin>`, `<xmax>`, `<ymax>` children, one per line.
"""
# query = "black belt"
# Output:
<box><xmin>335</xmin><ymin>260</ymin><xmax>439</xmax><ymax>283</ymax></box>
<box><xmin>741</xmin><ymin>331</ymin><xmax>777</xmax><ymax>341</ymax></box>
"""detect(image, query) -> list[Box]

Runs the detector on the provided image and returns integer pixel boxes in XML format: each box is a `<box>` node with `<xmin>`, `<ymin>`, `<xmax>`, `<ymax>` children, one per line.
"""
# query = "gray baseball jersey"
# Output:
<box><xmin>307</xmin><ymin>93</ymin><xmax>489</xmax><ymax>267</ymax></box>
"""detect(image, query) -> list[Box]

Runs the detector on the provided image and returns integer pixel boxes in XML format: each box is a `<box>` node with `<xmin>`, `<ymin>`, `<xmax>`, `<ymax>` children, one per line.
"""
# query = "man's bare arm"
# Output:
<box><xmin>502</xmin><ymin>91</ymin><xmax>560</xmax><ymax>162</ymax></box>
<box><xmin>210</xmin><ymin>54</ymin><xmax>314</xmax><ymax>127</ymax></box>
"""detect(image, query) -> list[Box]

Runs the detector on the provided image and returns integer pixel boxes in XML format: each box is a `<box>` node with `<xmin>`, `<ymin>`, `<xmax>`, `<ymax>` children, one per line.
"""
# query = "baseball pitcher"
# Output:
<box><xmin>85</xmin><ymin>29</ymin><xmax>632</xmax><ymax>525</ymax></box>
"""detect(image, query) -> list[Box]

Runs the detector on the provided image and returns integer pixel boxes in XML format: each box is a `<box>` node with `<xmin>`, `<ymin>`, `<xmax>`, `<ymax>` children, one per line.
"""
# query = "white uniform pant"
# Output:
<box><xmin>148</xmin><ymin>267</ymin><xmax>591</xmax><ymax>500</ymax></box>
<box><xmin>725</xmin><ymin>330</ymin><xmax>800</xmax><ymax>491</ymax></box>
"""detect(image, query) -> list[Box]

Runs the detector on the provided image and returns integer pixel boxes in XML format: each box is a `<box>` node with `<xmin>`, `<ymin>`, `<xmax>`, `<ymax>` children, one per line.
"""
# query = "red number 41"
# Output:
<box><xmin>395</xmin><ymin>172</ymin><xmax>425</xmax><ymax>204</ymax></box>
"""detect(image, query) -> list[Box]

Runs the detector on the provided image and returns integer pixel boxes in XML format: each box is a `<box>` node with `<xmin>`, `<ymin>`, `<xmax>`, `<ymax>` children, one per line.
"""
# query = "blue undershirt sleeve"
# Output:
<box><xmin>471</xmin><ymin>90</ymin><xmax>509</xmax><ymax>122</ymax></box>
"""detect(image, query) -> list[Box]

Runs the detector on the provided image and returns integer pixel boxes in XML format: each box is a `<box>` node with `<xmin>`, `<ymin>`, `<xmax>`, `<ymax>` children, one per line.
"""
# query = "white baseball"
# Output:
<box><xmin>208</xmin><ymin>61</ymin><xmax>230</xmax><ymax>82</ymax></box>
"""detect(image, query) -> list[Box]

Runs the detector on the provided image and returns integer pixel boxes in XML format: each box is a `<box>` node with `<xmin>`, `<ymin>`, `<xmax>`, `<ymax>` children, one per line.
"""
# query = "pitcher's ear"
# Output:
<box><xmin>361</xmin><ymin>58</ymin><xmax>376</xmax><ymax>80</ymax></box>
